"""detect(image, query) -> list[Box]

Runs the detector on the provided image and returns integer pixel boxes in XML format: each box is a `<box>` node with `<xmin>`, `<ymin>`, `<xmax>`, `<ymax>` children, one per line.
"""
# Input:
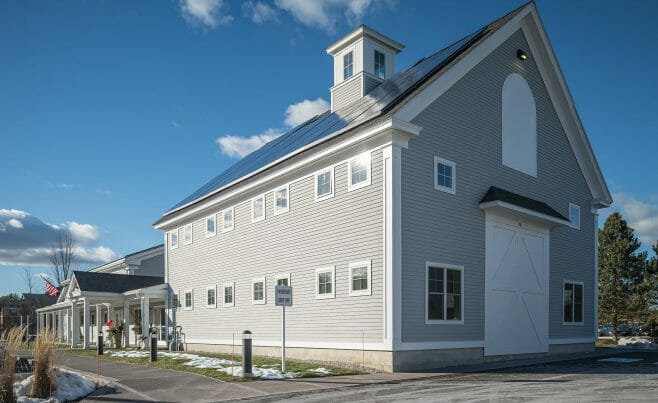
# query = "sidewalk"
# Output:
<box><xmin>57</xmin><ymin>348</ymin><xmax>623</xmax><ymax>402</ymax></box>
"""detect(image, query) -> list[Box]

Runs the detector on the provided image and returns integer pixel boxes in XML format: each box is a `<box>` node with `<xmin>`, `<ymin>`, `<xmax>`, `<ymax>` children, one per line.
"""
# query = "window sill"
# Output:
<box><xmin>315</xmin><ymin>293</ymin><xmax>335</xmax><ymax>300</ymax></box>
<box><xmin>222</xmin><ymin>303</ymin><xmax>234</xmax><ymax>307</ymax></box>
<box><xmin>562</xmin><ymin>321</ymin><xmax>584</xmax><ymax>326</ymax></box>
<box><xmin>349</xmin><ymin>289</ymin><xmax>372</xmax><ymax>297</ymax></box>
<box><xmin>205</xmin><ymin>232</ymin><xmax>216</xmax><ymax>238</ymax></box>
<box><xmin>222</xmin><ymin>227</ymin><xmax>234</xmax><ymax>233</ymax></box>
<box><xmin>434</xmin><ymin>185</ymin><xmax>456</xmax><ymax>195</ymax></box>
<box><xmin>348</xmin><ymin>180</ymin><xmax>370</xmax><ymax>192</ymax></box>
<box><xmin>273</xmin><ymin>208</ymin><xmax>289</xmax><ymax>216</ymax></box>
<box><xmin>315</xmin><ymin>193</ymin><xmax>334</xmax><ymax>202</ymax></box>
<box><xmin>425</xmin><ymin>319</ymin><xmax>464</xmax><ymax>325</ymax></box>
<box><xmin>206</xmin><ymin>305</ymin><xmax>217</xmax><ymax>309</ymax></box>
<box><xmin>252</xmin><ymin>300</ymin><xmax>266</xmax><ymax>305</ymax></box>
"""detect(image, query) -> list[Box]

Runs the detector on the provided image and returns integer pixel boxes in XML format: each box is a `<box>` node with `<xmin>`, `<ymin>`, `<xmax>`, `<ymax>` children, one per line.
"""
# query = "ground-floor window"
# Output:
<box><xmin>349</xmin><ymin>261</ymin><xmax>371</xmax><ymax>296</ymax></box>
<box><xmin>426</xmin><ymin>262</ymin><xmax>463</xmax><ymax>323</ymax></box>
<box><xmin>315</xmin><ymin>267</ymin><xmax>335</xmax><ymax>299</ymax></box>
<box><xmin>184</xmin><ymin>290</ymin><xmax>193</xmax><ymax>310</ymax></box>
<box><xmin>563</xmin><ymin>281</ymin><xmax>583</xmax><ymax>324</ymax></box>
<box><xmin>223</xmin><ymin>282</ymin><xmax>235</xmax><ymax>307</ymax></box>
<box><xmin>252</xmin><ymin>278</ymin><xmax>266</xmax><ymax>304</ymax></box>
<box><xmin>206</xmin><ymin>286</ymin><xmax>217</xmax><ymax>308</ymax></box>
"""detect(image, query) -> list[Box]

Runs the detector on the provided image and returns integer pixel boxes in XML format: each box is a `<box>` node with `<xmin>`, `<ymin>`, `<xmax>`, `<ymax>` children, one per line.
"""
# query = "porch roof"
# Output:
<box><xmin>72</xmin><ymin>271</ymin><xmax>164</xmax><ymax>293</ymax></box>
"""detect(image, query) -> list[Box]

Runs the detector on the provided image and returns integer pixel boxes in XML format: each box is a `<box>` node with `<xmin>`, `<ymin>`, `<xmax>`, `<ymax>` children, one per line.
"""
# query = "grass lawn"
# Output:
<box><xmin>63</xmin><ymin>348</ymin><xmax>362</xmax><ymax>382</ymax></box>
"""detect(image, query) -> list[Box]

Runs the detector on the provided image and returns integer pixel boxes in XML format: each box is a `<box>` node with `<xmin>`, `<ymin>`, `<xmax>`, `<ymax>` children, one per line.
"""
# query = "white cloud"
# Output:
<box><xmin>243</xmin><ymin>1</ymin><xmax>279</xmax><ymax>23</ymax></box>
<box><xmin>8</xmin><ymin>219</ymin><xmax>23</xmax><ymax>229</ymax></box>
<box><xmin>0</xmin><ymin>209</ymin><xmax>28</xmax><ymax>218</ymax></box>
<box><xmin>74</xmin><ymin>246</ymin><xmax>118</xmax><ymax>263</ymax></box>
<box><xmin>284</xmin><ymin>98</ymin><xmax>329</xmax><ymax>127</ymax></box>
<box><xmin>274</xmin><ymin>0</ymin><xmax>386</xmax><ymax>33</ymax></box>
<box><xmin>65</xmin><ymin>221</ymin><xmax>99</xmax><ymax>244</ymax></box>
<box><xmin>611</xmin><ymin>192</ymin><xmax>658</xmax><ymax>245</ymax></box>
<box><xmin>180</xmin><ymin>0</ymin><xmax>233</xmax><ymax>28</ymax></box>
<box><xmin>216</xmin><ymin>98</ymin><xmax>329</xmax><ymax>158</ymax></box>
<box><xmin>217</xmin><ymin>128</ymin><xmax>284</xmax><ymax>158</ymax></box>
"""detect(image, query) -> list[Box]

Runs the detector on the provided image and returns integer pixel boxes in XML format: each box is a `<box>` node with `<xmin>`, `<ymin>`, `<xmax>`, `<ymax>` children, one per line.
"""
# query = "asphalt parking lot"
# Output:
<box><xmin>270</xmin><ymin>350</ymin><xmax>658</xmax><ymax>402</ymax></box>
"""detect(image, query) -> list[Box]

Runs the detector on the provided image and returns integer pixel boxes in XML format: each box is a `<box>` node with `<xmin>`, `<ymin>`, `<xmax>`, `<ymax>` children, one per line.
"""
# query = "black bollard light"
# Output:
<box><xmin>97</xmin><ymin>335</ymin><xmax>103</xmax><ymax>355</ymax></box>
<box><xmin>150</xmin><ymin>335</ymin><xmax>158</xmax><ymax>362</ymax></box>
<box><xmin>242</xmin><ymin>330</ymin><xmax>252</xmax><ymax>378</ymax></box>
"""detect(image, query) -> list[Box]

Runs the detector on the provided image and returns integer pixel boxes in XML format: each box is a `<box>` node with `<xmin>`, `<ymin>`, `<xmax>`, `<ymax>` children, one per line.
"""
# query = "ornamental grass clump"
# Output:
<box><xmin>31</xmin><ymin>329</ymin><xmax>55</xmax><ymax>399</ymax></box>
<box><xmin>0</xmin><ymin>326</ymin><xmax>26</xmax><ymax>403</ymax></box>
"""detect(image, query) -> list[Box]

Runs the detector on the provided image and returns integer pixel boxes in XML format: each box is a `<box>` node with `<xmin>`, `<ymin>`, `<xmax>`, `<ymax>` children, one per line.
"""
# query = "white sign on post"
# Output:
<box><xmin>275</xmin><ymin>285</ymin><xmax>292</xmax><ymax>373</ymax></box>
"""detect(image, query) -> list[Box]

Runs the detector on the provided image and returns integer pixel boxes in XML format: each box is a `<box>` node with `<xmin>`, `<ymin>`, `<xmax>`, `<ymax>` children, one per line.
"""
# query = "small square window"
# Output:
<box><xmin>274</xmin><ymin>185</ymin><xmax>289</xmax><ymax>215</ymax></box>
<box><xmin>434</xmin><ymin>156</ymin><xmax>456</xmax><ymax>194</ymax></box>
<box><xmin>222</xmin><ymin>207</ymin><xmax>234</xmax><ymax>232</ymax></box>
<box><xmin>315</xmin><ymin>267</ymin><xmax>335</xmax><ymax>299</ymax></box>
<box><xmin>183</xmin><ymin>224</ymin><xmax>193</xmax><ymax>245</ymax></box>
<box><xmin>348</xmin><ymin>153</ymin><xmax>371</xmax><ymax>191</ymax></box>
<box><xmin>206</xmin><ymin>286</ymin><xmax>216</xmax><ymax>308</ymax></box>
<box><xmin>183</xmin><ymin>290</ymin><xmax>193</xmax><ymax>310</ymax></box>
<box><xmin>223</xmin><ymin>282</ymin><xmax>235</xmax><ymax>307</ymax></box>
<box><xmin>349</xmin><ymin>261</ymin><xmax>371</xmax><ymax>296</ymax></box>
<box><xmin>374</xmin><ymin>50</ymin><xmax>386</xmax><ymax>79</ymax></box>
<box><xmin>343</xmin><ymin>51</ymin><xmax>354</xmax><ymax>80</ymax></box>
<box><xmin>169</xmin><ymin>230</ymin><xmax>179</xmax><ymax>250</ymax></box>
<box><xmin>563</xmin><ymin>281</ymin><xmax>584</xmax><ymax>324</ymax></box>
<box><xmin>315</xmin><ymin>167</ymin><xmax>334</xmax><ymax>201</ymax></box>
<box><xmin>426</xmin><ymin>263</ymin><xmax>463</xmax><ymax>323</ymax></box>
<box><xmin>569</xmin><ymin>203</ymin><xmax>580</xmax><ymax>230</ymax></box>
<box><xmin>252</xmin><ymin>278</ymin><xmax>266</xmax><ymax>304</ymax></box>
<box><xmin>206</xmin><ymin>215</ymin><xmax>216</xmax><ymax>237</ymax></box>
<box><xmin>252</xmin><ymin>195</ymin><xmax>265</xmax><ymax>222</ymax></box>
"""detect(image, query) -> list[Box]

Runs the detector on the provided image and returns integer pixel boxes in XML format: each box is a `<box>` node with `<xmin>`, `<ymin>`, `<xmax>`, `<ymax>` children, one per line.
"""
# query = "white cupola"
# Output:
<box><xmin>326</xmin><ymin>25</ymin><xmax>404</xmax><ymax>112</ymax></box>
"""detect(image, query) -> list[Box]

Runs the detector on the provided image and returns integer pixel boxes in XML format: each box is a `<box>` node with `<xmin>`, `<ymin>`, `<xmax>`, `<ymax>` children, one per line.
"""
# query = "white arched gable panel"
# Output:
<box><xmin>502</xmin><ymin>73</ymin><xmax>537</xmax><ymax>177</ymax></box>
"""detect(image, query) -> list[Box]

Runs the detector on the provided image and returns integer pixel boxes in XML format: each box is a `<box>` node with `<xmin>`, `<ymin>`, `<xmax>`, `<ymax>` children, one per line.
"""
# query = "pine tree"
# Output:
<box><xmin>598</xmin><ymin>213</ymin><xmax>646</xmax><ymax>341</ymax></box>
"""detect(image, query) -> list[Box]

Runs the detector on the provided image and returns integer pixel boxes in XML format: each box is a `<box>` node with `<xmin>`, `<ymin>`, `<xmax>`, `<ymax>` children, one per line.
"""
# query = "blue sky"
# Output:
<box><xmin>1</xmin><ymin>0</ymin><xmax>657</xmax><ymax>295</ymax></box>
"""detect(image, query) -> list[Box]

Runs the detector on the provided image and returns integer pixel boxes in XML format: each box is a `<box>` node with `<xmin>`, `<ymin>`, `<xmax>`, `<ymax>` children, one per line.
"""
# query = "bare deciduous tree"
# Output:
<box><xmin>22</xmin><ymin>267</ymin><xmax>35</xmax><ymax>293</ymax></box>
<box><xmin>48</xmin><ymin>231</ymin><xmax>77</xmax><ymax>285</ymax></box>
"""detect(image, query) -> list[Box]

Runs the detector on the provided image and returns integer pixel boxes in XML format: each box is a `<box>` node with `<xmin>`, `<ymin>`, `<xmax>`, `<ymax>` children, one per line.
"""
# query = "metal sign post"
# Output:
<box><xmin>275</xmin><ymin>285</ymin><xmax>292</xmax><ymax>374</ymax></box>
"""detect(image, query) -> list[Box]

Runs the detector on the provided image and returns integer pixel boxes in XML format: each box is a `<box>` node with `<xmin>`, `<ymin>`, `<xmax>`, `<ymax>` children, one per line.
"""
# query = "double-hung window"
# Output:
<box><xmin>569</xmin><ymin>203</ymin><xmax>581</xmax><ymax>230</ymax></box>
<box><xmin>252</xmin><ymin>194</ymin><xmax>265</xmax><ymax>222</ymax></box>
<box><xmin>315</xmin><ymin>167</ymin><xmax>334</xmax><ymax>201</ymax></box>
<box><xmin>426</xmin><ymin>263</ymin><xmax>463</xmax><ymax>323</ymax></box>
<box><xmin>170</xmin><ymin>230</ymin><xmax>179</xmax><ymax>250</ymax></box>
<box><xmin>223</xmin><ymin>282</ymin><xmax>235</xmax><ymax>307</ymax></box>
<box><xmin>374</xmin><ymin>50</ymin><xmax>386</xmax><ymax>79</ymax></box>
<box><xmin>183</xmin><ymin>289</ymin><xmax>193</xmax><ymax>310</ymax></box>
<box><xmin>349</xmin><ymin>261</ymin><xmax>371</xmax><ymax>296</ymax></box>
<box><xmin>183</xmin><ymin>224</ymin><xmax>193</xmax><ymax>245</ymax></box>
<box><xmin>315</xmin><ymin>267</ymin><xmax>335</xmax><ymax>299</ymax></box>
<box><xmin>222</xmin><ymin>207</ymin><xmax>234</xmax><ymax>232</ymax></box>
<box><xmin>206</xmin><ymin>286</ymin><xmax>216</xmax><ymax>308</ymax></box>
<box><xmin>343</xmin><ymin>51</ymin><xmax>354</xmax><ymax>80</ymax></box>
<box><xmin>348</xmin><ymin>153</ymin><xmax>371</xmax><ymax>191</ymax></box>
<box><xmin>252</xmin><ymin>278</ymin><xmax>266</xmax><ymax>304</ymax></box>
<box><xmin>206</xmin><ymin>215</ymin><xmax>216</xmax><ymax>237</ymax></box>
<box><xmin>275</xmin><ymin>273</ymin><xmax>291</xmax><ymax>287</ymax></box>
<box><xmin>434</xmin><ymin>156</ymin><xmax>456</xmax><ymax>194</ymax></box>
<box><xmin>563</xmin><ymin>281</ymin><xmax>584</xmax><ymax>324</ymax></box>
<box><xmin>274</xmin><ymin>185</ymin><xmax>289</xmax><ymax>215</ymax></box>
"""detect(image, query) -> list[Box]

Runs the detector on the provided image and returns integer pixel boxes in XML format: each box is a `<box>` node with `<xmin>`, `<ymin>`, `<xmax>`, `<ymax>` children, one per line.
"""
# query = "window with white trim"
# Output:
<box><xmin>206</xmin><ymin>286</ymin><xmax>216</xmax><ymax>308</ymax></box>
<box><xmin>569</xmin><ymin>203</ymin><xmax>581</xmax><ymax>230</ymax></box>
<box><xmin>223</xmin><ymin>282</ymin><xmax>234</xmax><ymax>307</ymax></box>
<box><xmin>183</xmin><ymin>289</ymin><xmax>193</xmax><ymax>310</ymax></box>
<box><xmin>252</xmin><ymin>278</ymin><xmax>266</xmax><ymax>304</ymax></box>
<box><xmin>252</xmin><ymin>194</ymin><xmax>265</xmax><ymax>222</ymax></box>
<box><xmin>222</xmin><ymin>207</ymin><xmax>234</xmax><ymax>232</ymax></box>
<box><xmin>348</xmin><ymin>153</ymin><xmax>371</xmax><ymax>191</ymax></box>
<box><xmin>275</xmin><ymin>273</ymin><xmax>290</xmax><ymax>287</ymax></box>
<box><xmin>374</xmin><ymin>50</ymin><xmax>386</xmax><ymax>79</ymax></box>
<box><xmin>183</xmin><ymin>224</ymin><xmax>193</xmax><ymax>245</ymax></box>
<box><xmin>563</xmin><ymin>281</ymin><xmax>583</xmax><ymax>324</ymax></box>
<box><xmin>315</xmin><ymin>267</ymin><xmax>335</xmax><ymax>299</ymax></box>
<box><xmin>169</xmin><ymin>230</ymin><xmax>179</xmax><ymax>250</ymax></box>
<box><xmin>206</xmin><ymin>215</ymin><xmax>216</xmax><ymax>237</ymax></box>
<box><xmin>274</xmin><ymin>185</ymin><xmax>289</xmax><ymax>215</ymax></box>
<box><xmin>349</xmin><ymin>261</ymin><xmax>371</xmax><ymax>296</ymax></box>
<box><xmin>434</xmin><ymin>156</ymin><xmax>456</xmax><ymax>194</ymax></box>
<box><xmin>343</xmin><ymin>51</ymin><xmax>353</xmax><ymax>80</ymax></box>
<box><xmin>315</xmin><ymin>167</ymin><xmax>334</xmax><ymax>201</ymax></box>
<box><xmin>426</xmin><ymin>263</ymin><xmax>463</xmax><ymax>323</ymax></box>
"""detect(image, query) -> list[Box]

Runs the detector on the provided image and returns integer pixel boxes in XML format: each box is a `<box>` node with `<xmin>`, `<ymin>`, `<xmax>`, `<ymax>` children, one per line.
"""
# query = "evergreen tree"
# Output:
<box><xmin>598</xmin><ymin>213</ymin><xmax>646</xmax><ymax>341</ymax></box>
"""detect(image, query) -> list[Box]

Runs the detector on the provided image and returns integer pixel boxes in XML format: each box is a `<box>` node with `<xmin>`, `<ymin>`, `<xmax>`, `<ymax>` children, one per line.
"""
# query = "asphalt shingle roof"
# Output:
<box><xmin>480</xmin><ymin>186</ymin><xmax>568</xmax><ymax>221</ymax></box>
<box><xmin>73</xmin><ymin>271</ymin><xmax>164</xmax><ymax>294</ymax></box>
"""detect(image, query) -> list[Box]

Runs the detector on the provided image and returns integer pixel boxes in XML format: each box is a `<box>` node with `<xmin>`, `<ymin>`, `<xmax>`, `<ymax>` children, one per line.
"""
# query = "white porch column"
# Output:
<box><xmin>96</xmin><ymin>304</ymin><xmax>102</xmax><ymax>345</ymax></box>
<box><xmin>140</xmin><ymin>296</ymin><xmax>150</xmax><ymax>348</ymax></box>
<box><xmin>164</xmin><ymin>290</ymin><xmax>170</xmax><ymax>346</ymax></box>
<box><xmin>71</xmin><ymin>303</ymin><xmax>80</xmax><ymax>348</ymax></box>
<box><xmin>123</xmin><ymin>300</ymin><xmax>130</xmax><ymax>347</ymax></box>
<box><xmin>82</xmin><ymin>298</ymin><xmax>90</xmax><ymax>349</ymax></box>
<box><xmin>58</xmin><ymin>311</ymin><xmax>63</xmax><ymax>342</ymax></box>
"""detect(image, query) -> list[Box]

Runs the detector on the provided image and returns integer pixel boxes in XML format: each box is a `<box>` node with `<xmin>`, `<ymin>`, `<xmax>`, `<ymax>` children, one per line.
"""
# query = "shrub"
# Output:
<box><xmin>31</xmin><ymin>330</ymin><xmax>55</xmax><ymax>398</ymax></box>
<box><xmin>108</xmin><ymin>321</ymin><xmax>125</xmax><ymax>349</ymax></box>
<box><xmin>0</xmin><ymin>326</ymin><xmax>26</xmax><ymax>403</ymax></box>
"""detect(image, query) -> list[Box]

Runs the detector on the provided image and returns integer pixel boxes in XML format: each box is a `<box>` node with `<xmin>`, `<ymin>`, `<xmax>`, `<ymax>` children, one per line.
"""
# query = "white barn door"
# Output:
<box><xmin>485</xmin><ymin>215</ymin><xmax>549</xmax><ymax>356</ymax></box>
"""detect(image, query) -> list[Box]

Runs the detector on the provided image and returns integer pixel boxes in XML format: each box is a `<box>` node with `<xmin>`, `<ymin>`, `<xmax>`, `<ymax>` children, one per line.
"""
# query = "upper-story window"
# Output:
<box><xmin>502</xmin><ymin>73</ymin><xmax>537</xmax><ymax>177</ymax></box>
<box><xmin>374</xmin><ymin>50</ymin><xmax>386</xmax><ymax>79</ymax></box>
<box><xmin>222</xmin><ymin>207</ymin><xmax>234</xmax><ymax>232</ymax></box>
<box><xmin>183</xmin><ymin>224</ymin><xmax>193</xmax><ymax>245</ymax></box>
<box><xmin>348</xmin><ymin>153</ymin><xmax>371</xmax><ymax>191</ymax></box>
<box><xmin>206</xmin><ymin>215</ymin><xmax>216</xmax><ymax>237</ymax></box>
<box><xmin>315</xmin><ymin>167</ymin><xmax>334</xmax><ymax>201</ymax></box>
<box><xmin>169</xmin><ymin>230</ymin><xmax>179</xmax><ymax>249</ymax></box>
<box><xmin>434</xmin><ymin>156</ymin><xmax>456</xmax><ymax>194</ymax></box>
<box><xmin>274</xmin><ymin>185</ymin><xmax>289</xmax><ymax>215</ymax></box>
<box><xmin>252</xmin><ymin>194</ymin><xmax>265</xmax><ymax>222</ymax></box>
<box><xmin>569</xmin><ymin>203</ymin><xmax>581</xmax><ymax>230</ymax></box>
<box><xmin>343</xmin><ymin>51</ymin><xmax>354</xmax><ymax>80</ymax></box>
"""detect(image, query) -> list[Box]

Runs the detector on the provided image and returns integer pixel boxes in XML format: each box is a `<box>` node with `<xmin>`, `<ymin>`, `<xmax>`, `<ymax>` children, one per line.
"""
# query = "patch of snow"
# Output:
<box><xmin>14</xmin><ymin>368</ymin><xmax>96</xmax><ymax>403</ymax></box>
<box><xmin>615</xmin><ymin>337</ymin><xmax>658</xmax><ymax>350</ymax></box>
<box><xmin>308</xmin><ymin>367</ymin><xmax>333</xmax><ymax>374</ymax></box>
<box><xmin>218</xmin><ymin>366</ymin><xmax>298</xmax><ymax>380</ymax></box>
<box><xmin>598</xmin><ymin>357</ymin><xmax>643</xmax><ymax>363</ymax></box>
<box><xmin>109</xmin><ymin>350</ymin><xmax>238</xmax><ymax>368</ymax></box>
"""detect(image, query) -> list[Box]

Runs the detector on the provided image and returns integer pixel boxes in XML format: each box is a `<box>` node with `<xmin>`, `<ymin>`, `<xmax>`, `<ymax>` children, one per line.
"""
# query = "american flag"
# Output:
<box><xmin>45</xmin><ymin>281</ymin><xmax>59</xmax><ymax>297</ymax></box>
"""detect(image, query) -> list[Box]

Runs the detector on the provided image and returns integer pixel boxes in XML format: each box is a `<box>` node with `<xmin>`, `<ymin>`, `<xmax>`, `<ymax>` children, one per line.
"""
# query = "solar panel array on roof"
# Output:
<box><xmin>164</xmin><ymin>25</ymin><xmax>487</xmax><ymax>216</ymax></box>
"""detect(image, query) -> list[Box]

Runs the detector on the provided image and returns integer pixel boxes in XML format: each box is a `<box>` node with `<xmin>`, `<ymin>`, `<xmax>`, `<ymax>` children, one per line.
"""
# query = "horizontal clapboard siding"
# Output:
<box><xmin>332</xmin><ymin>77</ymin><xmax>362</xmax><ymax>110</ymax></box>
<box><xmin>168</xmin><ymin>150</ymin><xmax>384</xmax><ymax>344</ymax></box>
<box><xmin>401</xmin><ymin>30</ymin><xmax>595</xmax><ymax>343</ymax></box>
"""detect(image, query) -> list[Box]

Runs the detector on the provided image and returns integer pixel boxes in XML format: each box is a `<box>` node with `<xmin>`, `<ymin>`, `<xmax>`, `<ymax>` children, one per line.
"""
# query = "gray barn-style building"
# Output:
<box><xmin>154</xmin><ymin>3</ymin><xmax>611</xmax><ymax>371</ymax></box>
